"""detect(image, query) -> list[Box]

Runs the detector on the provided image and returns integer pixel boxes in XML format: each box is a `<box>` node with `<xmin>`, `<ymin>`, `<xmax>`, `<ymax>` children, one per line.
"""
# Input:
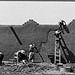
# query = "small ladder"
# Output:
<box><xmin>54</xmin><ymin>37</ymin><xmax>61</xmax><ymax>64</ymax></box>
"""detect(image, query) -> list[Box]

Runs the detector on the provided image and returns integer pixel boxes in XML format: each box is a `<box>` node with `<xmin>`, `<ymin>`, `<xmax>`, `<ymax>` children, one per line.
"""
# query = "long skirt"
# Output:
<box><xmin>18</xmin><ymin>52</ymin><xmax>28</xmax><ymax>62</ymax></box>
<box><xmin>29</xmin><ymin>52</ymin><xmax>35</xmax><ymax>62</ymax></box>
<box><xmin>0</xmin><ymin>54</ymin><xmax>4</xmax><ymax>65</ymax></box>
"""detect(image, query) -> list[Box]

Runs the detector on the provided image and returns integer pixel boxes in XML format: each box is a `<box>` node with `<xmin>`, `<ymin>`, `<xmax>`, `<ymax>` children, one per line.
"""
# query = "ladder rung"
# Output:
<box><xmin>55</xmin><ymin>55</ymin><xmax>60</xmax><ymax>57</ymax></box>
<box><xmin>56</xmin><ymin>59</ymin><xmax>60</xmax><ymax>61</ymax></box>
<box><xmin>56</xmin><ymin>52</ymin><xmax>60</xmax><ymax>54</ymax></box>
<box><xmin>56</xmin><ymin>51</ymin><xmax>60</xmax><ymax>53</ymax></box>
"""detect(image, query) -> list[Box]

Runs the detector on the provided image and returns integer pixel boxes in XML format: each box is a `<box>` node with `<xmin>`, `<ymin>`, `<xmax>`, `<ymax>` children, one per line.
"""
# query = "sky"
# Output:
<box><xmin>0</xmin><ymin>1</ymin><xmax>75</xmax><ymax>25</ymax></box>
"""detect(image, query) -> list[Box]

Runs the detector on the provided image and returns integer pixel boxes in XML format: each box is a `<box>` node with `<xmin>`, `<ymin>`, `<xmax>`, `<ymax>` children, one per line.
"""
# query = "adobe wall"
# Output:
<box><xmin>0</xmin><ymin>19</ymin><xmax>75</xmax><ymax>63</ymax></box>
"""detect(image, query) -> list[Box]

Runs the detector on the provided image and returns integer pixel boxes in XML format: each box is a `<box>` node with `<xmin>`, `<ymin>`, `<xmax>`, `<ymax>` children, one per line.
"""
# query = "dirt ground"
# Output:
<box><xmin>0</xmin><ymin>62</ymin><xmax>75</xmax><ymax>75</ymax></box>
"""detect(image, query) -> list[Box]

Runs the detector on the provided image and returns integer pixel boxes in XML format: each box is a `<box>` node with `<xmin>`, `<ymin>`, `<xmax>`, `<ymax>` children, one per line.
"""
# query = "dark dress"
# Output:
<box><xmin>0</xmin><ymin>53</ymin><xmax>4</xmax><ymax>65</ymax></box>
<box><xmin>18</xmin><ymin>52</ymin><xmax>28</xmax><ymax>62</ymax></box>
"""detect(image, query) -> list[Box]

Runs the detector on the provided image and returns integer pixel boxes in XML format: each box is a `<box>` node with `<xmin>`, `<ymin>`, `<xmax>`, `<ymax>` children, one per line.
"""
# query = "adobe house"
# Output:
<box><xmin>0</xmin><ymin>19</ymin><xmax>75</xmax><ymax>63</ymax></box>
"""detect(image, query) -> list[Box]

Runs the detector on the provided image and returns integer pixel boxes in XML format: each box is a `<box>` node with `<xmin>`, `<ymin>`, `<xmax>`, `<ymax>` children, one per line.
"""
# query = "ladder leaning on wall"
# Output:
<box><xmin>54</xmin><ymin>30</ymin><xmax>61</xmax><ymax>64</ymax></box>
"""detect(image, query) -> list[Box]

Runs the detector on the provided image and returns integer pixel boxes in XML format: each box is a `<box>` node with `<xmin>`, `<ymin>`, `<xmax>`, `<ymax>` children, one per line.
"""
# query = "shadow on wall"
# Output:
<box><xmin>60</xmin><ymin>34</ymin><xmax>75</xmax><ymax>63</ymax></box>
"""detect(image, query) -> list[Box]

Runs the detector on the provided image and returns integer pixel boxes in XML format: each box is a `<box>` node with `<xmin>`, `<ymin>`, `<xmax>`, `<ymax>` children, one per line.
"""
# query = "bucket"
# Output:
<box><xmin>60</xmin><ymin>67</ymin><xmax>65</xmax><ymax>72</ymax></box>
<box><xmin>65</xmin><ymin>67</ymin><xmax>71</xmax><ymax>72</ymax></box>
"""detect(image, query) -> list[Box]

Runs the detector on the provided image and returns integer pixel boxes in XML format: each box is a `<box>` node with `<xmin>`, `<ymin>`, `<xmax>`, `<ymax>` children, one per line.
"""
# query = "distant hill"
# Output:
<box><xmin>0</xmin><ymin>19</ymin><xmax>75</xmax><ymax>63</ymax></box>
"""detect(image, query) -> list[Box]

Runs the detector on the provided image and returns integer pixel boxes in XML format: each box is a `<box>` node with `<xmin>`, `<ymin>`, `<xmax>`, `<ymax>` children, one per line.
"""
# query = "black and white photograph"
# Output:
<box><xmin>0</xmin><ymin>1</ymin><xmax>75</xmax><ymax>75</ymax></box>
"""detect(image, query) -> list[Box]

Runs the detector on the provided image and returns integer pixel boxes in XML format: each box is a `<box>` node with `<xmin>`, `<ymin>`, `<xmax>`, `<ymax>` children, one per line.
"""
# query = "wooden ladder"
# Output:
<box><xmin>54</xmin><ymin>37</ymin><xmax>61</xmax><ymax>64</ymax></box>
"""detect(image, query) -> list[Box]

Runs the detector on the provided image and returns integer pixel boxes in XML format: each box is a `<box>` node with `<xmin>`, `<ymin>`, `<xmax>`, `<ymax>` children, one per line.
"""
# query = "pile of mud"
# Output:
<box><xmin>0</xmin><ymin>62</ymin><xmax>75</xmax><ymax>75</ymax></box>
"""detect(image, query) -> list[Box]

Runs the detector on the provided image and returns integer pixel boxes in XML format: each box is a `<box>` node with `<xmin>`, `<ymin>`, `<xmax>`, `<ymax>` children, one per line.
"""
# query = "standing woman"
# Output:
<box><xmin>29</xmin><ymin>43</ymin><xmax>37</xmax><ymax>63</ymax></box>
<box><xmin>0</xmin><ymin>52</ymin><xmax>4</xmax><ymax>65</ymax></box>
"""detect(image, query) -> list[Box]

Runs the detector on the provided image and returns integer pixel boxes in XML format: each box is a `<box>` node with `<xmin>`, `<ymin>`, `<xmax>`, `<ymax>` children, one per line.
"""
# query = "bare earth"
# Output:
<box><xmin>0</xmin><ymin>62</ymin><xmax>75</xmax><ymax>75</ymax></box>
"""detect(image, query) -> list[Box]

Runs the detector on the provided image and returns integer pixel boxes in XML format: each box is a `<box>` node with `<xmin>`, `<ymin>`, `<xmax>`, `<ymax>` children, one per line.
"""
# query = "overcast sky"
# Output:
<box><xmin>0</xmin><ymin>1</ymin><xmax>75</xmax><ymax>25</ymax></box>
